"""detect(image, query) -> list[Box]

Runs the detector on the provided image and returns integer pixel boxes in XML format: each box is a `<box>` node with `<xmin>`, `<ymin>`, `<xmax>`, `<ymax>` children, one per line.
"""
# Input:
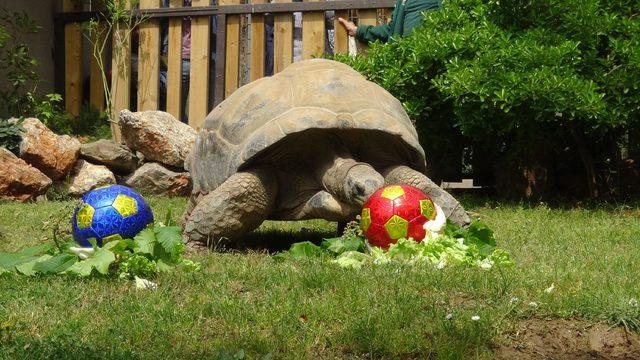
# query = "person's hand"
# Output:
<box><xmin>338</xmin><ymin>17</ymin><xmax>357</xmax><ymax>36</ymax></box>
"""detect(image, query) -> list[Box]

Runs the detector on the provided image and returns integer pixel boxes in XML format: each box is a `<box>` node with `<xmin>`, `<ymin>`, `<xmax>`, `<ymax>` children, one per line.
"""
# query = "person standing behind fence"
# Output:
<box><xmin>338</xmin><ymin>0</ymin><xmax>442</xmax><ymax>44</ymax></box>
<box><xmin>160</xmin><ymin>0</ymin><xmax>217</xmax><ymax>123</ymax></box>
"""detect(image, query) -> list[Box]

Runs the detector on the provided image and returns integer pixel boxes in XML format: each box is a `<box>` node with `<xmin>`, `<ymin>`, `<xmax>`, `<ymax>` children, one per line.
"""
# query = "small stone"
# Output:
<box><xmin>125</xmin><ymin>162</ymin><xmax>192</xmax><ymax>197</ymax></box>
<box><xmin>119</xmin><ymin>110</ymin><xmax>196</xmax><ymax>168</ymax></box>
<box><xmin>80</xmin><ymin>139</ymin><xmax>138</xmax><ymax>173</ymax></box>
<box><xmin>68</xmin><ymin>160</ymin><xmax>116</xmax><ymax>196</ymax></box>
<box><xmin>16</xmin><ymin>118</ymin><xmax>81</xmax><ymax>180</ymax></box>
<box><xmin>0</xmin><ymin>147</ymin><xmax>52</xmax><ymax>202</ymax></box>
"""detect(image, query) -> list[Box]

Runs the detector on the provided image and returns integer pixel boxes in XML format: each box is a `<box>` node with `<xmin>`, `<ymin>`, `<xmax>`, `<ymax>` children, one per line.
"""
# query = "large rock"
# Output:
<box><xmin>119</xmin><ymin>110</ymin><xmax>196</xmax><ymax>168</ymax></box>
<box><xmin>0</xmin><ymin>148</ymin><xmax>52</xmax><ymax>202</ymax></box>
<box><xmin>125</xmin><ymin>162</ymin><xmax>191</xmax><ymax>197</ymax></box>
<box><xmin>17</xmin><ymin>118</ymin><xmax>81</xmax><ymax>180</ymax></box>
<box><xmin>68</xmin><ymin>160</ymin><xmax>116</xmax><ymax>196</ymax></box>
<box><xmin>80</xmin><ymin>139</ymin><xmax>138</xmax><ymax>173</ymax></box>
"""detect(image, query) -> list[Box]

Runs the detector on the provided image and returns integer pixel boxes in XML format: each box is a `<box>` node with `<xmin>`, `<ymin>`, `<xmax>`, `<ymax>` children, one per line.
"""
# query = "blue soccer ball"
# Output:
<box><xmin>72</xmin><ymin>185</ymin><xmax>154</xmax><ymax>247</ymax></box>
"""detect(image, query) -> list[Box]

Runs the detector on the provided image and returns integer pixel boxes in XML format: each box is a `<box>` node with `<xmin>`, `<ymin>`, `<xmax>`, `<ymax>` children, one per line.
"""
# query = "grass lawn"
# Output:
<box><xmin>1</xmin><ymin>197</ymin><xmax>639</xmax><ymax>359</ymax></box>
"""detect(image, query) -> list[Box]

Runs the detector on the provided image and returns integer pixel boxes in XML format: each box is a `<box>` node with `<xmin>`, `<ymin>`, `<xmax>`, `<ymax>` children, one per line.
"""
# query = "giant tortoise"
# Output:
<box><xmin>183</xmin><ymin>59</ymin><xmax>470</xmax><ymax>246</ymax></box>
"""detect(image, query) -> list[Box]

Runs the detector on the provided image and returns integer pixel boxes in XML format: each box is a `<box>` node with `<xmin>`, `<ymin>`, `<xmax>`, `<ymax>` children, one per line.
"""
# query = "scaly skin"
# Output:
<box><xmin>383</xmin><ymin>165</ymin><xmax>471</xmax><ymax>226</ymax></box>
<box><xmin>182</xmin><ymin>168</ymin><xmax>277</xmax><ymax>248</ymax></box>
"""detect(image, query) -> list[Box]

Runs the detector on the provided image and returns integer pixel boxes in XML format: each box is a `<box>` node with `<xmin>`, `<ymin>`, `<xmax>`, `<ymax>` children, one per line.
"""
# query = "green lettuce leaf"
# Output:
<box><xmin>65</xmin><ymin>248</ymin><xmax>116</xmax><ymax>276</ymax></box>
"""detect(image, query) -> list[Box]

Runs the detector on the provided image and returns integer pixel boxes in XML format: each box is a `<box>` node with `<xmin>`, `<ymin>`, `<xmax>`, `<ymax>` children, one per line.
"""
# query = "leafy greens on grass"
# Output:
<box><xmin>0</xmin><ymin>223</ymin><xmax>199</xmax><ymax>278</ymax></box>
<box><xmin>277</xmin><ymin>220</ymin><xmax>513</xmax><ymax>270</ymax></box>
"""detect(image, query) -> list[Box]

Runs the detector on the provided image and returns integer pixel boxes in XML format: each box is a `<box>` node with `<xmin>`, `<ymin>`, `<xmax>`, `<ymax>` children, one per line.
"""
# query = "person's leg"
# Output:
<box><xmin>159</xmin><ymin>70</ymin><xmax>167</xmax><ymax>111</ymax></box>
<box><xmin>265</xmin><ymin>14</ymin><xmax>274</xmax><ymax>76</ymax></box>
<box><xmin>181</xmin><ymin>59</ymin><xmax>190</xmax><ymax>123</ymax></box>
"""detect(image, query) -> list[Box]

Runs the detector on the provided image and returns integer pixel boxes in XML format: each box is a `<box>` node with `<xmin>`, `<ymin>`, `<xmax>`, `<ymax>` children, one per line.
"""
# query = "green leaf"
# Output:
<box><xmin>288</xmin><ymin>242</ymin><xmax>323</xmax><ymax>258</ymax></box>
<box><xmin>15</xmin><ymin>255</ymin><xmax>52</xmax><ymax>276</ymax></box>
<box><xmin>334</xmin><ymin>251</ymin><xmax>369</xmax><ymax>269</ymax></box>
<box><xmin>164</xmin><ymin>209</ymin><xmax>176</xmax><ymax>227</ymax></box>
<box><xmin>103</xmin><ymin>238</ymin><xmax>135</xmax><ymax>254</ymax></box>
<box><xmin>134</xmin><ymin>228</ymin><xmax>157</xmax><ymax>255</ymax></box>
<box><xmin>156</xmin><ymin>259</ymin><xmax>172</xmax><ymax>272</ymax></box>
<box><xmin>32</xmin><ymin>253</ymin><xmax>77</xmax><ymax>274</ymax></box>
<box><xmin>65</xmin><ymin>248</ymin><xmax>116</xmax><ymax>276</ymax></box>
<box><xmin>321</xmin><ymin>236</ymin><xmax>366</xmax><ymax>255</ymax></box>
<box><xmin>0</xmin><ymin>244</ymin><xmax>53</xmax><ymax>272</ymax></box>
<box><xmin>154</xmin><ymin>226</ymin><xmax>182</xmax><ymax>256</ymax></box>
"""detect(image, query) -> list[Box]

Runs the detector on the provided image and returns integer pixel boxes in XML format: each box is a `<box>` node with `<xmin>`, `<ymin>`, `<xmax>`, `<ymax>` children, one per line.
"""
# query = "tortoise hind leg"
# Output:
<box><xmin>183</xmin><ymin>169</ymin><xmax>277</xmax><ymax>248</ymax></box>
<box><xmin>382</xmin><ymin>165</ymin><xmax>471</xmax><ymax>226</ymax></box>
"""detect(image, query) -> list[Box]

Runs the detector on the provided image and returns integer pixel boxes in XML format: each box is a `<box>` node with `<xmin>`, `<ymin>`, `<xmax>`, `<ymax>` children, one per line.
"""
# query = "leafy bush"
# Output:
<box><xmin>0</xmin><ymin>117</ymin><xmax>23</xmax><ymax>153</ymax></box>
<box><xmin>0</xmin><ymin>8</ymin><xmax>41</xmax><ymax>119</ymax></box>
<box><xmin>0</xmin><ymin>9</ymin><xmax>109</xmax><ymax>141</ymax></box>
<box><xmin>337</xmin><ymin>0</ymin><xmax>640</xmax><ymax>198</ymax></box>
<box><xmin>34</xmin><ymin>95</ymin><xmax>110</xmax><ymax>137</ymax></box>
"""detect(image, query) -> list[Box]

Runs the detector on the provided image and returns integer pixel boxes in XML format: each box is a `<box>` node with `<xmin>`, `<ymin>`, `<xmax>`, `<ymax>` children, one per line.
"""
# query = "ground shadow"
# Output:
<box><xmin>212</xmin><ymin>220</ymin><xmax>340</xmax><ymax>253</ymax></box>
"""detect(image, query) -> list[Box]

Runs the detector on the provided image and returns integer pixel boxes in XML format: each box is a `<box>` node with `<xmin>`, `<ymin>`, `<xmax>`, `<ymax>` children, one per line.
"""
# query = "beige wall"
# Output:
<box><xmin>0</xmin><ymin>0</ymin><xmax>57</xmax><ymax>95</ymax></box>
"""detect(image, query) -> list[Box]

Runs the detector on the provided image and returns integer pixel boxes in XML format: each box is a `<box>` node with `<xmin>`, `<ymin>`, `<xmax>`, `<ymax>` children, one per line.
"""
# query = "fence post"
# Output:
<box><xmin>111</xmin><ymin>0</ymin><xmax>132</xmax><ymax>143</ymax></box>
<box><xmin>63</xmin><ymin>0</ymin><xmax>83</xmax><ymax>117</ymax></box>
<box><xmin>334</xmin><ymin>8</ymin><xmax>349</xmax><ymax>55</ymax></box>
<box><xmin>89</xmin><ymin>2</ymin><xmax>107</xmax><ymax>112</ymax></box>
<box><xmin>166</xmin><ymin>0</ymin><xmax>184</xmax><ymax>120</ymax></box>
<box><xmin>302</xmin><ymin>0</ymin><xmax>325</xmax><ymax>59</ymax></box>
<box><xmin>273</xmin><ymin>0</ymin><xmax>293</xmax><ymax>73</ymax></box>
<box><xmin>138</xmin><ymin>0</ymin><xmax>161</xmax><ymax>111</ymax></box>
<box><xmin>356</xmin><ymin>8</ymin><xmax>376</xmax><ymax>54</ymax></box>
<box><xmin>221</xmin><ymin>0</ymin><xmax>241</xmax><ymax>99</ymax></box>
<box><xmin>250</xmin><ymin>0</ymin><xmax>268</xmax><ymax>82</ymax></box>
<box><xmin>188</xmin><ymin>0</ymin><xmax>211</xmax><ymax>129</ymax></box>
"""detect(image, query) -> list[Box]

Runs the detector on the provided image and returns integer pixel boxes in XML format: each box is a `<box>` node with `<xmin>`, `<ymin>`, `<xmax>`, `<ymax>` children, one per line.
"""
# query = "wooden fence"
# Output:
<box><xmin>55</xmin><ymin>0</ymin><xmax>395</xmax><ymax>141</ymax></box>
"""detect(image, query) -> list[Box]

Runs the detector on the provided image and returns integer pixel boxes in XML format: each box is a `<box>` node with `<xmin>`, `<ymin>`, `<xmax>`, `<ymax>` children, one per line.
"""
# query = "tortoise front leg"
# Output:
<box><xmin>382</xmin><ymin>165</ymin><xmax>471</xmax><ymax>226</ymax></box>
<box><xmin>182</xmin><ymin>168</ymin><xmax>277</xmax><ymax>248</ymax></box>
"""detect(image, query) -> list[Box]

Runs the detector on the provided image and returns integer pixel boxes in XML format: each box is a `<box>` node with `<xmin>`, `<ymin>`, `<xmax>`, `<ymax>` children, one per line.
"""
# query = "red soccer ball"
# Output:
<box><xmin>360</xmin><ymin>185</ymin><xmax>437</xmax><ymax>249</ymax></box>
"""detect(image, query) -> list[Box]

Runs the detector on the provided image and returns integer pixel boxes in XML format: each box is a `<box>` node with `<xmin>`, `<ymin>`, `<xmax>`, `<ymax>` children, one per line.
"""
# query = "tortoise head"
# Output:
<box><xmin>343</xmin><ymin>162</ymin><xmax>385</xmax><ymax>206</ymax></box>
<box><xmin>322</xmin><ymin>157</ymin><xmax>384</xmax><ymax>207</ymax></box>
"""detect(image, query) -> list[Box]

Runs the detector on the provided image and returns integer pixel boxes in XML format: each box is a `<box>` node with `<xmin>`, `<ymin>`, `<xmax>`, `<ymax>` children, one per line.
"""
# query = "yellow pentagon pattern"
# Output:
<box><xmin>76</xmin><ymin>204</ymin><xmax>95</xmax><ymax>229</ymax></box>
<box><xmin>381</xmin><ymin>185</ymin><xmax>405</xmax><ymax>200</ymax></box>
<box><xmin>384</xmin><ymin>215</ymin><xmax>409</xmax><ymax>240</ymax></box>
<box><xmin>112</xmin><ymin>194</ymin><xmax>138</xmax><ymax>218</ymax></box>
<box><xmin>420</xmin><ymin>199</ymin><xmax>436</xmax><ymax>220</ymax></box>
<box><xmin>360</xmin><ymin>208</ymin><xmax>371</xmax><ymax>232</ymax></box>
<box><xmin>102</xmin><ymin>234</ymin><xmax>123</xmax><ymax>244</ymax></box>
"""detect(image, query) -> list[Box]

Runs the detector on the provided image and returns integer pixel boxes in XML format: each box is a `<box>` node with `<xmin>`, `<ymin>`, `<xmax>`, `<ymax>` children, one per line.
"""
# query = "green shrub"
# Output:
<box><xmin>0</xmin><ymin>8</ymin><xmax>41</xmax><ymax>119</ymax></box>
<box><xmin>0</xmin><ymin>9</ymin><xmax>110</xmax><ymax>141</ymax></box>
<box><xmin>0</xmin><ymin>117</ymin><xmax>23</xmax><ymax>153</ymax></box>
<box><xmin>33</xmin><ymin>94</ymin><xmax>110</xmax><ymax>138</ymax></box>
<box><xmin>337</xmin><ymin>0</ymin><xmax>640</xmax><ymax>198</ymax></box>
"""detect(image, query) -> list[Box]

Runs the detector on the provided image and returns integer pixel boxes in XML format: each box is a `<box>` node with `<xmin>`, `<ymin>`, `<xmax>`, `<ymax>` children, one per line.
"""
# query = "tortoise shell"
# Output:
<box><xmin>187</xmin><ymin>59</ymin><xmax>427</xmax><ymax>194</ymax></box>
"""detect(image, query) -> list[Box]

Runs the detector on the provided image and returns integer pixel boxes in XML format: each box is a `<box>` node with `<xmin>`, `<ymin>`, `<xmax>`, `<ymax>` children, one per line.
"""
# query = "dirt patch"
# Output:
<box><xmin>494</xmin><ymin>319</ymin><xmax>640</xmax><ymax>359</ymax></box>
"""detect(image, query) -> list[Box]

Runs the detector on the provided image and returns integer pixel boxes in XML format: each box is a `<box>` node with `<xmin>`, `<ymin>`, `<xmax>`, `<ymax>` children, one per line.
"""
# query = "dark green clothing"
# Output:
<box><xmin>355</xmin><ymin>0</ymin><xmax>442</xmax><ymax>44</ymax></box>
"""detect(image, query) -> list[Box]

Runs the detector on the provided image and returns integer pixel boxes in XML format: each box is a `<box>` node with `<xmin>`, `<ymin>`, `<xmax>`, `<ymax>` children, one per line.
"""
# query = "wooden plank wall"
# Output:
<box><xmin>356</xmin><ymin>9</ymin><xmax>377</xmax><ymax>53</ymax></box>
<box><xmin>62</xmin><ymin>1</ymin><xmax>396</xmax><ymax>134</ymax></box>
<box><xmin>89</xmin><ymin>23</ymin><xmax>107</xmax><ymax>112</ymax></box>
<box><xmin>88</xmin><ymin>1</ymin><xmax>106</xmax><ymax>112</ymax></box>
<box><xmin>166</xmin><ymin>0</ymin><xmax>184</xmax><ymax>120</ymax></box>
<box><xmin>302</xmin><ymin>0</ymin><xmax>325</xmax><ymax>60</ymax></box>
<box><xmin>188</xmin><ymin>0</ymin><xmax>211</xmax><ymax>129</ymax></box>
<box><xmin>250</xmin><ymin>0</ymin><xmax>267</xmax><ymax>81</ymax></box>
<box><xmin>110</xmin><ymin>0</ymin><xmax>132</xmax><ymax>142</ymax></box>
<box><xmin>222</xmin><ymin>0</ymin><xmax>241</xmax><ymax>99</ymax></box>
<box><xmin>333</xmin><ymin>9</ymin><xmax>349</xmax><ymax>55</ymax></box>
<box><xmin>63</xmin><ymin>0</ymin><xmax>83</xmax><ymax>117</ymax></box>
<box><xmin>273</xmin><ymin>0</ymin><xmax>293</xmax><ymax>73</ymax></box>
<box><xmin>138</xmin><ymin>0</ymin><xmax>161</xmax><ymax>111</ymax></box>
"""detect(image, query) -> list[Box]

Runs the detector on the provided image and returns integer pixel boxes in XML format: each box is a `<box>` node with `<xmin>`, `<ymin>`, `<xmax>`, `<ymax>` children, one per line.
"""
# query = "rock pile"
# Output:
<box><xmin>0</xmin><ymin>111</ymin><xmax>196</xmax><ymax>201</ymax></box>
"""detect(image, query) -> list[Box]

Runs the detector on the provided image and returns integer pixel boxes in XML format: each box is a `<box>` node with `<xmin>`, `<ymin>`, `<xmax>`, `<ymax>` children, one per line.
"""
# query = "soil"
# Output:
<box><xmin>494</xmin><ymin>319</ymin><xmax>640</xmax><ymax>359</ymax></box>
